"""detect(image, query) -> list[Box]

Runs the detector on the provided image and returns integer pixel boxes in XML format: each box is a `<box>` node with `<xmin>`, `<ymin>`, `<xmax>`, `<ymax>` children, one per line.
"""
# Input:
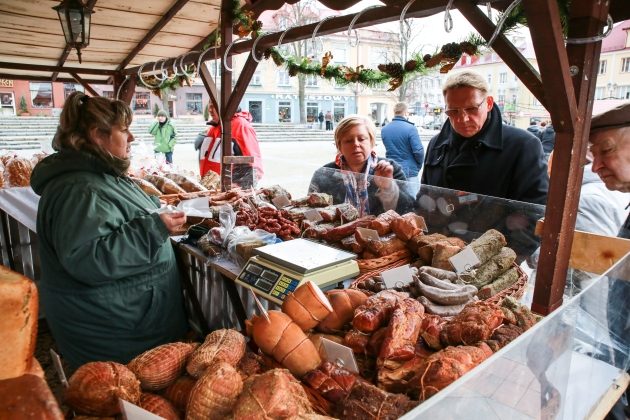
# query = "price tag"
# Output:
<box><xmin>381</xmin><ymin>264</ymin><xmax>414</xmax><ymax>289</ymax></box>
<box><xmin>320</xmin><ymin>338</ymin><xmax>359</xmax><ymax>374</ymax></box>
<box><xmin>119</xmin><ymin>399</ymin><xmax>163</xmax><ymax>420</ymax></box>
<box><xmin>356</xmin><ymin>227</ymin><xmax>380</xmax><ymax>241</ymax></box>
<box><xmin>272</xmin><ymin>195</ymin><xmax>291</xmax><ymax>209</ymax></box>
<box><xmin>49</xmin><ymin>349</ymin><xmax>68</xmax><ymax>388</ymax></box>
<box><xmin>410</xmin><ymin>214</ymin><xmax>428</xmax><ymax>232</ymax></box>
<box><xmin>448</xmin><ymin>246</ymin><xmax>481</xmax><ymax>274</ymax></box>
<box><xmin>304</xmin><ymin>208</ymin><xmax>324</xmax><ymax>223</ymax></box>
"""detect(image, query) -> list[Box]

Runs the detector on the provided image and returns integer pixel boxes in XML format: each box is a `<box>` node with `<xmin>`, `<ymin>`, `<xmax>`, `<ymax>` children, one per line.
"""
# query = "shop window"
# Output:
<box><xmin>306</xmin><ymin>102</ymin><xmax>318</xmax><ymax>122</ymax></box>
<box><xmin>133</xmin><ymin>92</ymin><xmax>151</xmax><ymax>114</ymax></box>
<box><xmin>29</xmin><ymin>82</ymin><xmax>53</xmax><ymax>108</ymax></box>
<box><xmin>278</xmin><ymin>101</ymin><xmax>291</xmax><ymax>122</ymax></box>
<box><xmin>622</xmin><ymin>57</ymin><xmax>630</xmax><ymax>73</ymax></box>
<box><xmin>278</xmin><ymin>71</ymin><xmax>291</xmax><ymax>86</ymax></box>
<box><xmin>63</xmin><ymin>83</ymin><xmax>84</xmax><ymax>98</ymax></box>
<box><xmin>333</xmin><ymin>102</ymin><xmax>345</xmax><ymax>122</ymax></box>
<box><xmin>186</xmin><ymin>93</ymin><xmax>203</xmax><ymax>114</ymax></box>
<box><xmin>0</xmin><ymin>92</ymin><xmax>14</xmax><ymax>116</ymax></box>
<box><xmin>598</xmin><ymin>60</ymin><xmax>607</xmax><ymax>75</ymax></box>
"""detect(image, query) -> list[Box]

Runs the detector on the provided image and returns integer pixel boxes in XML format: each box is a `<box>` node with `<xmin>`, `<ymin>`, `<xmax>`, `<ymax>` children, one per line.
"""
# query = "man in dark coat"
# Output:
<box><xmin>421</xmin><ymin>70</ymin><xmax>548</xmax><ymax>205</ymax></box>
<box><xmin>418</xmin><ymin>71</ymin><xmax>549</xmax><ymax>260</ymax></box>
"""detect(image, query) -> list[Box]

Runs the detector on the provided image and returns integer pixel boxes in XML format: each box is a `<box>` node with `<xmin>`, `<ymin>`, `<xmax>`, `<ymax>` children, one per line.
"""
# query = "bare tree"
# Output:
<box><xmin>272</xmin><ymin>1</ymin><xmax>320</xmax><ymax>124</ymax></box>
<box><xmin>391</xmin><ymin>20</ymin><xmax>434</xmax><ymax>103</ymax></box>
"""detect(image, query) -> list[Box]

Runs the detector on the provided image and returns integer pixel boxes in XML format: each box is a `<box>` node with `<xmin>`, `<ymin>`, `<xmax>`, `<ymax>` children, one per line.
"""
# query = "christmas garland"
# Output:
<box><xmin>141</xmin><ymin>1</ymin><xmax>568</xmax><ymax>92</ymax></box>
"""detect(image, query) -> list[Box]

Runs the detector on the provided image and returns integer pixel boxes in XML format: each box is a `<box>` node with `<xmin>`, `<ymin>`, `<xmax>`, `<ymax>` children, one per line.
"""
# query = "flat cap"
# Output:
<box><xmin>590</xmin><ymin>102</ymin><xmax>630</xmax><ymax>132</ymax></box>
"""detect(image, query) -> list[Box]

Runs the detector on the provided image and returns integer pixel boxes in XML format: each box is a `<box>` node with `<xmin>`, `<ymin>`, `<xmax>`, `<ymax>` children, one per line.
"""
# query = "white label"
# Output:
<box><xmin>304</xmin><ymin>208</ymin><xmax>324</xmax><ymax>222</ymax></box>
<box><xmin>356</xmin><ymin>227</ymin><xmax>380</xmax><ymax>241</ymax></box>
<box><xmin>177</xmin><ymin>197</ymin><xmax>212</xmax><ymax>218</ymax></box>
<box><xmin>381</xmin><ymin>264</ymin><xmax>414</xmax><ymax>289</ymax></box>
<box><xmin>119</xmin><ymin>399</ymin><xmax>164</xmax><ymax>420</ymax></box>
<box><xmin>49</xmin><ymin>349</ymin><xmax>68</xmax><ymax>388</ymax></box>
<box><xmin>448</xmin><ymin>246</ymin><xmax>482</xmax><ymax>273</ymax></box>
<box><xmin>458</xmin><ymin>194</ymin><xmax>478</xmax><ymax>204</ymax></box>
<box><xmin>320</xmin><ymin>337</ymin><xmax>359</xmax><ymax>374</ymax></box>
<box><xmin>272</xmin><ymin>195</ymin><xmax>291</xmax><ymax>209</ymax></box>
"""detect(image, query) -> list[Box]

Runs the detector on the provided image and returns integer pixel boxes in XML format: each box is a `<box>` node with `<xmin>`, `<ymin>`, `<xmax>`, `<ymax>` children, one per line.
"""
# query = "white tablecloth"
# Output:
<box><xmin>0</xmin><ymin>187</ymin><xmax>40</xmax><ymax>232</ymax></box>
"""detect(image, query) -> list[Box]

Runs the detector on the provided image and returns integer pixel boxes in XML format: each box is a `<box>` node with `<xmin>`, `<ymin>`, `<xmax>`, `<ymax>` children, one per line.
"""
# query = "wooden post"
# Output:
<box><xmin>113</xmin><ymin>72</ymin><xmax>136</xmax><ymax>105</ymax></box>
<box><xmin>220</xmin><ymin>0</ymin><xmax>233</xmax><ymax>192</ymax></box>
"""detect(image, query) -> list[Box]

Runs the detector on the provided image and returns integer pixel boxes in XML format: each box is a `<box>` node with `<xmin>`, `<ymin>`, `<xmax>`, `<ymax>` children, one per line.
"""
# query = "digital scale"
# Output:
<box><xmin>236</xmin><ymin>238</ymin><xmax>359</xmax><ymax>304</ymax></box>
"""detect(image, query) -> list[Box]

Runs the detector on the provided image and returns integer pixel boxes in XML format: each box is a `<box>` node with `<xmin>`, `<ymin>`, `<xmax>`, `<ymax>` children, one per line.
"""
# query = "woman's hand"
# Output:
<box><xmin>373</xmin><ymin>160</ymin><xmax>394</xmax><ymax>190</ymax></box>
<box><xmin>159</xmin><ymin>210</ymin><xmax>187</xmax><ymax>234</ymax></box>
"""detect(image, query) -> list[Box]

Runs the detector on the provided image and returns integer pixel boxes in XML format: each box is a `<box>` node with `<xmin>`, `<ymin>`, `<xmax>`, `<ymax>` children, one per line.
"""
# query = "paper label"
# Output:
<box><xmin>119</xmin><ymin>399</ymin><xmax>164</xmax><ymax>420</ymax></box>
<box><xmin>448</xmin><ymin>246</ymin><xmax>482</xmax><ymax>273</ymax></box>
<box><xmin>304</xmin><ymin>208</ymin><xmax>324</xmax><ymax>222</ymax></box>
<box><xmin>381</xmin><ymin>264</ymin><xmax>414</xmax><ymax>289</ymax></box>
<box><xmin>49</xmin><ymin>349</ymin><xmax>68</xmax><ymax>388</ymax></box>
<box><xmin>272</xmin><ymin>195</ymin><xmax>291</xmax><ymax>209</ymax></box>
<box><xmin>356</xmin><ymin>227</ymin><xmax>380</xmax><ymax>241</ymax></box>
<box><xmin>177</xmin><ymin>197</ymin><xmax>212</xmax><ymax>218</ymax></box>
<box><xmin>320</xmin><ymin>338</ymin><xmax>359</xmax><ymax>374</ymax></box>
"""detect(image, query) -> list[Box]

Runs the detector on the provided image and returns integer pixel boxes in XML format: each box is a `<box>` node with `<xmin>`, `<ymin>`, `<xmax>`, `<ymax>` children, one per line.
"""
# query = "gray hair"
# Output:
<box><xmin>334</xmin><ymin>115</ymin><xmax>376</xmax><ymax>150</ymax></box>
<box><xmin>442</xmin><ymin>71</ymin><xmax>489</xmax><ymax>95</ymax></box>
<box><xmin>393</xmin><ymin>102</ymin><xmax>408</xmax><ymax>115</ymax></box>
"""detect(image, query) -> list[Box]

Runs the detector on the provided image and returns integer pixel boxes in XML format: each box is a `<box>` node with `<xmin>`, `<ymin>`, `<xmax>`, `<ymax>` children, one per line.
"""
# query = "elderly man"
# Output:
<box><xmin>589</xmin><ymin>102</ymin><xmax>630</xmax><ymax>420</ymax></box>
<box><xmin>421</xmin><ymin>70</ymin><xmax>548</xmax><ymax>205</ymax></box>
<box><xmin>381</xmin><ymin>102</ymin><xmax>424</xmax><ymax>193</ymax></box>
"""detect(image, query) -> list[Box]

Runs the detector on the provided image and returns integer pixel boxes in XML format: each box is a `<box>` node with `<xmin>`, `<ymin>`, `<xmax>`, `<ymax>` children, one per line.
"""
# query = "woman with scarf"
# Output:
<box><xmin>31</xmin><ymin>92</ymin><xmax>189</xmax><ymax>370</ymax></box>
<box><xmin>308</xmin><ymin>115</ymin><xmax>414</xmax><ymax>216</ymax></box>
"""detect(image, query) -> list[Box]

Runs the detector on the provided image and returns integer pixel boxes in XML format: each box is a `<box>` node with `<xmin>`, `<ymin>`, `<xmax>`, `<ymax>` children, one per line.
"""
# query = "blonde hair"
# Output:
<box><xmin>334</xmin><ymin>115</ymin><xmax>376</xmax><ymax>150</ymax></box>
<box><xmin>53</xmin><ymin>92</ymin><xmax>134</xmax><ymax>173</ymax></box>
<box><xmin>442</xmin><ymin>71</ymin><xmax>489</xmax><ymax>95</ymax></box>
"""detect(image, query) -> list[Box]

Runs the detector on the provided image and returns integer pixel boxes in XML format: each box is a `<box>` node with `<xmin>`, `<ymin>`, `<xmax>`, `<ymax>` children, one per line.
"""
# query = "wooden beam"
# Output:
<box><xmin>70</xmin><ymin>72</ymin><xmax>100</xmax><ymax>97</ymax></box>
<box><xmin>456</xmin><ymin>0</ymin><xmax>546</xmax><ymax>109</ymax></box>
<box><xmin>124</xmin><ymin>0</ymin><xmax>451</xmax><ymax>76</ymax></box>
<box><xmin>0</xmin><ymin>62</ymin><xmax>115</xmax><ymax>75</ymax></box>
<box><xmin>529</xmin><ymin>0</ymin><xmax>609</xmax><ymax>315</ymax></box>
<box><xmin>113</xmin><ymin>72</ymin><xmax>136</xmax><ymax>105</ymax></box>
<box><xmin>199</xmin><ymin>64</ymin><xmax>219</xmax><ymax>116</ymax></box>
<box><xmin>225</xmin><ymin>53</ymin><xmax>259</xmax><ymax>121</ymax></box>
<box><xmin>220</xmin><ymin>0</ymin><xmax>233</xmax><ymax>191</ymax></box>
<box><xmin>115</xmin><ymin>0</ymin><xmax>191</xmax><ymax>72</ymax></box>
<box><xmin>0</xmin><ymin>73</ymin><xmax>105</xmax><ymax>84</ymax></box>
<box><xmin>52</xmin><ymin>0</ymin><xmax>98</xmax><ymax>81</ymax></box>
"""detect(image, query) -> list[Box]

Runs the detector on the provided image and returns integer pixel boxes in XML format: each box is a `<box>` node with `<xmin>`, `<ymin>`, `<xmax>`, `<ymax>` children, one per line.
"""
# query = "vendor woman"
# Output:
<box><xmin>309</xmin><ymin>115</ymin><xmax>414</xmax><ymax>215</ymax></box>
<box><xmin>30</xmin><ymin>92</ymin><xmax>189</xmax><ymax>370</ymax></box>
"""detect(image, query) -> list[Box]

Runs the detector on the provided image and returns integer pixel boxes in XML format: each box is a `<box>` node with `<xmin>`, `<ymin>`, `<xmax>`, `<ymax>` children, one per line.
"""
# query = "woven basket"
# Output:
<box><xmin>356</xmin><ymin>249</ymin><xmax>411</xmax><ymax>273</ymax></box>
<box><xmin>484</xmin><ymin>263</ymin><xmax>528</xmax><ymax>305</ymax></box>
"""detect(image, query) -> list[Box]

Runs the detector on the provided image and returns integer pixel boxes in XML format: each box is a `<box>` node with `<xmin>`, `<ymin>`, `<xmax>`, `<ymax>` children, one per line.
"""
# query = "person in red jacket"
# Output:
<box><xmin>199</xmin><ymin>106</ymin><xmax>264</xmax><ymax>183</ymax></box>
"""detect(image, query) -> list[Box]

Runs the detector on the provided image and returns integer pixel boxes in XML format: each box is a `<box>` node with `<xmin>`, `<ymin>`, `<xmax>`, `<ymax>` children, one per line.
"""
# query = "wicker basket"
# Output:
<box><xmin>356</xmin><ymin>249</ymin><xmax>411</xmax><ymax>273</ymax></box>
<box><xmin>484</xmin><ymin>263</ymin><xmax>528</xmax><ymax>305</ymax></box>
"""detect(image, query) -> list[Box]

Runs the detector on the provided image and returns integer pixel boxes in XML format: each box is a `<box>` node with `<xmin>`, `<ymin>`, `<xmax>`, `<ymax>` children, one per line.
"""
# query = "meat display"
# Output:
<box><xmin>187</xmin><ymin>361</ymin><xmax>243</xmax><ymax>419</ymax></box>
<box><xmin>368</xmin><ymin>210</ymin><xmax>400</xmax><ymax>236</ymax></box>
<box><xmin>187</xmin><ymin>329</ymin><xmax>246</xmax><ymax>377</ymax></box>
<box><xmin>128</xmin><ymin>341</ymin><xmax>198</xmax><ymax>391</ymax></box>
<box><xmin>352</xmin><ymin>290</ymin><xmax>408</xmax><ymax>333</ymax></box>
<box><xmin>378</xmin><ymin>298</ymin><xmax>425</xmax><ymax>364</ymax></box>
<box><xmin>340</xmin><ymin>380</ymin><xmax>417</xmax><ymax>420</ymax></box>
<box><xmin>303</xmin><ymin>362</ymin><xmax>362</xmax><ymax>403</ymax></box>
<box><xmin>440</xmin><ymin>301</ymin><xmax>505</xmax><ymax>346</ymax></box>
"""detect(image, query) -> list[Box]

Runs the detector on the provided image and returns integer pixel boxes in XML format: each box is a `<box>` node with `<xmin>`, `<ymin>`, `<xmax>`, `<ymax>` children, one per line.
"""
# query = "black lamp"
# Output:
<box><xmin>53</xmin><ymin>0</ymin><xmax>93</xmax><ymax>64</ymax></box>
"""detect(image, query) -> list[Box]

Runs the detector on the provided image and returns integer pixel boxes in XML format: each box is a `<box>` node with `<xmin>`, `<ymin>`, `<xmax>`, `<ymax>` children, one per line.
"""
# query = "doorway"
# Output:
<box><xmin>249</xmin><ymin>101</ymin><xmax>262</xmax><ymax>123</ymax></box>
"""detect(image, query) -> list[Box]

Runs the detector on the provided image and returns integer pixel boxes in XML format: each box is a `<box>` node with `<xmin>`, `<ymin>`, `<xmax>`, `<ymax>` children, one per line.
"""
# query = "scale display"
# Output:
<box><xmin>236</xmin><ymin>239</ymin><xmax>359</xmax><ymax>304</ymax></box>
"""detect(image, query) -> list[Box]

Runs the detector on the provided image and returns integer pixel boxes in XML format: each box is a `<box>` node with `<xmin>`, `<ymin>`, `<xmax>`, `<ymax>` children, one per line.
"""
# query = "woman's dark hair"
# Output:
<box><xmin>52</xmin><ymin>92</ymin><xmax>134</xmax><ymax>173</ymax></box>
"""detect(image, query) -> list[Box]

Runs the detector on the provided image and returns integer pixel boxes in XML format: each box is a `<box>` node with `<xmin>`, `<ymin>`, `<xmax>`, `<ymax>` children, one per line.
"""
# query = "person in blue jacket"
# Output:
<box><xmin>31</xmin><ymin>92</ymin><xmax>189</xmax><ymax>370</ymax></box>
<box><xmin>381</xmin><ymin>102</ymin><xmax>424</xmax><ymax>194</ymax></box>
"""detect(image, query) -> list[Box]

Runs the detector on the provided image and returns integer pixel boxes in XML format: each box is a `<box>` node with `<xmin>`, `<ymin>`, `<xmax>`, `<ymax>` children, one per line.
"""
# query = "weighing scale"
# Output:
<box><xmin>236</xmin><ymin>238</ymin><xmax>359</xmax><ymax>304</ymax></box>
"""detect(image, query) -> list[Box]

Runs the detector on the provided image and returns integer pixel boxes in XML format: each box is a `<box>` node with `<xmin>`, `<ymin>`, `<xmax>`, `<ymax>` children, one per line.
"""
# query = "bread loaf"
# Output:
<box><xmin>163</xmin><ymin>172</ymin><xmax>207</xmax><ymax>192</ymax></box>
<box><xmin>282</xmin><ymin>281</ymin><xmax>332</xmax><ymax>331</ymax></box>
<box><xmin>0</xmin><ymin>163</ymin><xmax>5</xmax><ymax>189</ymax></box>
<box><xmin>144</xmin><ymin>174</ymin><xmax>186</xmax><ymax>195</ymax></box>
<box><xmin>130</xmin><ymin>177</ymin><xmax>162</xmax><ymax>196</ymax></box>
<box><xmin>0</xmin><ymin>374</ymin><xmax>64</xmax><ymax>419</ymax></box>
<box><xmin>0</xmin><ymin>266</ymin><xmax>38</xmax><ymax>380</ymax></box>
<box><xmin>5</xmin><ymin>157</ymin><xmax>33</xmax><ymax>187</ymax></box>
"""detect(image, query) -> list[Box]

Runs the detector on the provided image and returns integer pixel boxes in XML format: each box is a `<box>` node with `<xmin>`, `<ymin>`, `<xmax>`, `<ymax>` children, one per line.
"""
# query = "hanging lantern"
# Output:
<box><xmin>53</xmin><ymin>0</ymin><xmax>93</xmax><ymax>64</ymax></box>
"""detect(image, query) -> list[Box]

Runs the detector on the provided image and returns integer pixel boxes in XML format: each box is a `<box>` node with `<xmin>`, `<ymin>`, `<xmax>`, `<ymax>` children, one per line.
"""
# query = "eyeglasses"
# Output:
<box><xmin>444</xmin><ymin>99</ymin><xmax>486</xmax><ymax>118</ymax></box>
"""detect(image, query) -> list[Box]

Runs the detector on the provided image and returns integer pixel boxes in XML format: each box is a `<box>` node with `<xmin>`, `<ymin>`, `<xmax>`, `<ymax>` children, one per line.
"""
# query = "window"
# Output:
<box><xmin>595</xmin><ymin>86</ymin><xmax>606</xmax><ymax>100</ymax></box>
<box><xmin>306</xmin><ymin>74</ymin><xmax>318</xmax><ymax>87</ymax></box>
<box><xmin>333</xmin><ymin>102</ymin><xmax>345</xmax><ymax>122</ymax></box>
<box><xmin>29</xmin><ymin>82</ymin><xmax>53</xmax><ymax>108</ymax></box>
<box><xmin>102</xmin><ymin>91</ymin><xmax>114</xmax><ymax>99</ymax></box>
<box><xmin>487</xmin><ymin>74</ymin><xmax>492</xmax><ymax>85</ymax></box>
<box><xmin>251</xmin><ymin>70</ymin><xmax>262</xmax><ymax>86</ymax></box>
<box><xmin>186</xmin><ymin>93</ymin><xmax>203</xmax><ymax>114</ymax></box>
<box><xmin>618</xmin><ymin>85</ymin><xmax>630</xmax><ymax>99</ymax></box>
<box><xmin>133</xmin><ymin>92</ymin><xmax>151</xmax><ymax>114</ymax></box>
<box><xmin>63</xmin><ymin>83</ymin><xmax>83</xmax><ymax>98</ymax></box>
<box><xmin>278</xmin><ymin>101</ymin><xmax>291</xmax><ymax>122</ymax></box>
<box><xmin>278</xmin><ymin>70</ymin><xmax>291</xmax><ymax>86</ymax></box>
<box><xmin>598</xmin><ymin>60</ymin><xmax>607</xmax><ymax>75</ymax></box>
<box><xmin>532</xmin><ymin>97</ymin><xmax>540</xmax><ymax>107</ymax></box>
<box><xmin>332</xmin><ymin>46</ymin><xmax>347</xmax><ymax>65</ymax></box>
<box><xmin>306</xmin><ymin>102</ymin><xmax>318</xmax><ymax>122</ymax></box>
<box><xmin>622</xmin><ymin>57</ymin><xmax>630</xmax><ymax>73</ymax></box>
<box><xmin>499</xmin><ymin>72</ymin><xmax>507</xmax><ymax>84</ymax></box>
